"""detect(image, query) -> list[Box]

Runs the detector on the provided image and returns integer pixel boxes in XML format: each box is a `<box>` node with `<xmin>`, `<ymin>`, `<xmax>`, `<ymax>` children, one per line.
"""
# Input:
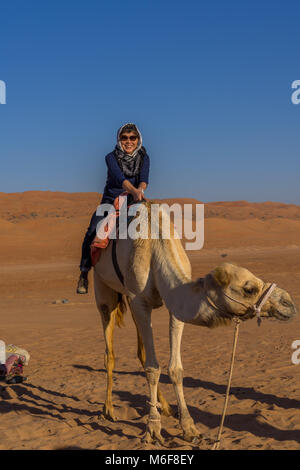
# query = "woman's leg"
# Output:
<box><xmin>79</xmin><ymin>211</ymin><xmax>99</xmax><ymax>273</ymax></box>
<box><xmin>77</xmin><ymin>210</ymin><xmax>105</xmax><ymax>293</ymax></box>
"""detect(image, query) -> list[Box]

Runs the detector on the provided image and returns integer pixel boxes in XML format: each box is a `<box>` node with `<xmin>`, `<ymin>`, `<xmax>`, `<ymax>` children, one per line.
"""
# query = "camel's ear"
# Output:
<box><xmin>213</xmin><ymin>265</ymin><xmax>232</xmax><ymax>287</ymax></box>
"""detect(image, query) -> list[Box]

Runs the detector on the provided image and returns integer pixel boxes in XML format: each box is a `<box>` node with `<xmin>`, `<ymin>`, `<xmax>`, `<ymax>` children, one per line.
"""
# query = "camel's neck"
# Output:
<box><xmin>153</xmin><ymin>239</ymin><xmax>219</xmax><ymax>327</ymax></box>
<box><xmin>166</xmin><ymin>282</ymin><xmax>219</xmax><ymax>327</ymax></box>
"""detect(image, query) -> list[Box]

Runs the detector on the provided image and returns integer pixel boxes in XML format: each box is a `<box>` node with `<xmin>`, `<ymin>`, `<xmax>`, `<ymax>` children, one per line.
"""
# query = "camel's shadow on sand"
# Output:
<box><xmin>72</xmin><ymin>364</ymin><xmax>300</xmax><ymax>444</ymax></box>
<box><xmin>113</xmin><ymin>389</ymin><xmax>300</xmax><ymax>444</ymax></box>
<box><xmin>1</xmin><ymin>368</ymin><xmax>299</xmax><ymax>445</ymax></box>
<box><xmin>73</xmin><ymin>363</ymin><xmax>300</xmax><ymax>410</ymax></box>
<box><xmin>0</xmin><ymin>382</ymin><xmax>145</xmax><ymax>443</ymax></box>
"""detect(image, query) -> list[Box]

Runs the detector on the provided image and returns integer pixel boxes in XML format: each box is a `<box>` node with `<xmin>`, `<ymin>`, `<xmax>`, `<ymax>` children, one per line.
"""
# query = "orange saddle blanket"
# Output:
<box><xmin>90</xmin><ymin>192</ymin><xmax>128</xmax><ymax>267</ymax></box>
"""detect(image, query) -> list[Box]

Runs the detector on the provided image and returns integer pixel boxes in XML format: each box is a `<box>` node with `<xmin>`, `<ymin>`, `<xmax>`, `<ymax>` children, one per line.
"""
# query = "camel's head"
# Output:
<box><xmin>205</xmin><ymin>263</ymin><xmax>297</xmax><ymax>324</ymax></box>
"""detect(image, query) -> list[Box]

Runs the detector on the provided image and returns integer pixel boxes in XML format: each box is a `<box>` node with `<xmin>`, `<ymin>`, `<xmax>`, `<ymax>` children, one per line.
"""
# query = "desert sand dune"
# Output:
<box><xmin>0</xmin><ymin>192</ymin><xmax>299</xmax><ymax>450</ymax></box>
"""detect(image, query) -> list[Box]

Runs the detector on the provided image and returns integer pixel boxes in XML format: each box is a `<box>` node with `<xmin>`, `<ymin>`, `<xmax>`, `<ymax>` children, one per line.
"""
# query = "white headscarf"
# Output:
<box><xmin>116</xmin><ymin>123</ymin><xmax>143</xmax><ymax>157</ymax></box>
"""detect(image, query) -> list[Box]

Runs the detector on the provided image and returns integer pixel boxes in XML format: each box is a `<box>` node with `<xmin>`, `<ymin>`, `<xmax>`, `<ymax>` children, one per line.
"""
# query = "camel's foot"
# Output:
<box><xmin>143</xmin><ymin>419</ymin><xmax>164</xmax><ymax>445</ymax></box>
<box><xmin>181</xmin><ymin>417</ymin><xmax>201</xmax><ymax>443</ymax></box>
<box><xmin>103</xmin><ymin>402</ymin><xmax>117</xmax><ymax>422</ymax></box>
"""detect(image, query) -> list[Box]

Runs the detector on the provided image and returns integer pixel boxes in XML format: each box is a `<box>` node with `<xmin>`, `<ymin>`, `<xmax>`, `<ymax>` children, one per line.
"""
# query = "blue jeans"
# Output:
<box><xmin>79</xmin><ymin>210</ymin><xmax>106</xmax><ymax>273</ymax></box>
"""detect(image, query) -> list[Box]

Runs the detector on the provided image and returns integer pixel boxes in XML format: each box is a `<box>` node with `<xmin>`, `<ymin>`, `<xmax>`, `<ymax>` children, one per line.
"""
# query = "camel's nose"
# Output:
<box><xmin>276</xmin><ymin>295</ymin><xmax>298</xmax><ymax>321</ymax></box>
<box><xmin>290</xmin><ymin>301</ymin><xmax>298</xmax><ymax>318</ymax></box>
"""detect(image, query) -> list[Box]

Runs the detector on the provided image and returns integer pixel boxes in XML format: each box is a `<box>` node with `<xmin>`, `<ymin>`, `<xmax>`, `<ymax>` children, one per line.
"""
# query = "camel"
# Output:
<box><xmin>93</xmin><ymin>201</ymin><xmax>297</xmax><ymax>444</ymax></box>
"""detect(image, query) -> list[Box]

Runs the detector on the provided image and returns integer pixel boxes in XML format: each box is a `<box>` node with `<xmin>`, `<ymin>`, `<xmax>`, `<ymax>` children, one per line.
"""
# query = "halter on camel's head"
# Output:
<box><xmin>203</xmin><ymin>262</ymin><xmax>297</xmax><ymax>450</ymax></box>
<box><xmin>203</xmin><ymin>263</ymin><xmax>297</xmax><ymax>325</ymax></box>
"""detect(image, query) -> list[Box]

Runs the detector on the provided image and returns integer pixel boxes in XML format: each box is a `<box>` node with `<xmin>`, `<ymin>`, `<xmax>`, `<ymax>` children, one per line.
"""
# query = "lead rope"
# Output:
<box><xmin>212</xmin><ymin>318</ymin><xmax>241</xmax><ymax>450</ymax></box>
<box><xmin>211</xmin><ymin>282</ymin><xmax>277</xmax><ymax>450</ymax></box>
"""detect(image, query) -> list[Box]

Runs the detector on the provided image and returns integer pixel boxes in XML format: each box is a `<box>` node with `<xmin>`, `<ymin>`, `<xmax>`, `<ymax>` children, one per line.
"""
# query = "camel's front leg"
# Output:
<box><xmin>168</xmin><ymin>313</ymin><xmax>201</xmax><ymax>443</ymax></box>
<box><xmin>130</xmin><ymin>297</ymin><xmax>164</xmax><ymax>444</ymax></box>
<box><xmin>129</xmin><ymin>301</ymin><xmax>173</xmax><ymax>417</ymax></box>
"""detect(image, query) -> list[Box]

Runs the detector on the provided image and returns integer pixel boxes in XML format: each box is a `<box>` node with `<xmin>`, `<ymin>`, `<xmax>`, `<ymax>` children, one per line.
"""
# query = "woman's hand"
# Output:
<box><xmin>122</xmin><ymin>180</ymin><xmax>148</xmax><ymax>202</ymax></box>
<box><xmin>133</xmin><ymin>188</ymin><xmax>147</xmax><ymax>202</ymax></box>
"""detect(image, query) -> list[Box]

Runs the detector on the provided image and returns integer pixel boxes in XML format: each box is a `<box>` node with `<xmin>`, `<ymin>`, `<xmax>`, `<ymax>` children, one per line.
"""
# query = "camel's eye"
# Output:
<box><xmin>243</xmin><ymin>284</ymin><xmax>259</xmax><ymax>296</ymax></box>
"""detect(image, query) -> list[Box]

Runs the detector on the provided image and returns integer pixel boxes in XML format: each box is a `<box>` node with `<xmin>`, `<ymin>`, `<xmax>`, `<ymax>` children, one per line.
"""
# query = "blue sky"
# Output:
<box><xmin>0</xmin><ymin>0</ymin><xmax>299</xmax><ymax>203</ymax></box>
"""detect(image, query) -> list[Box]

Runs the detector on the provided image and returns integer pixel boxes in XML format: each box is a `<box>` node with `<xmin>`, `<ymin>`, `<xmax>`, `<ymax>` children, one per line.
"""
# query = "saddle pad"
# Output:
<box><xmin>91</xmin><ymin>192</ymin><xmax>131</xmax><ymax>266</ymax></box>
<box><xmin>90</xmin><ymin>194</ymin><xmax>144</xmax><ymax>267</ymax></box>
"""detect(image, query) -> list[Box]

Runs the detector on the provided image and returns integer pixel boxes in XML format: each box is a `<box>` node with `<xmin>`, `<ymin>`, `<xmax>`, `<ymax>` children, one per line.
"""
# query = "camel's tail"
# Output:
<box><xmin>115</xmin><ymin>293</ymin><xmax>127</xmax><ymax>328</ymax></box>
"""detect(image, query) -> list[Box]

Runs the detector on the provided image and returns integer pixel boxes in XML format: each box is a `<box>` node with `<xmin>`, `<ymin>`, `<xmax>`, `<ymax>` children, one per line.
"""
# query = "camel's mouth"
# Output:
<box><xmin>232</xmin><ymin>303</ymin><xmax>298</xmax><ymax>323</ymax></box>
<box><xmin>269</xmin><ymin>305</ymin><xmax>298</xmax><ymax>322</ymax></box>
<box><xmin>255</xmin><ymin>288</ymin><xmax>298</xmax><ymax>323</ymax></box>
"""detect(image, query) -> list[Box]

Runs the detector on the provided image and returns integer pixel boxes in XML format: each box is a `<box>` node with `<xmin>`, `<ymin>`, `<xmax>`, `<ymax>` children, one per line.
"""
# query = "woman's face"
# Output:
<box><xmin>120</xmin><ymin>132</ymin><xmax>139</xmax><ymax>154</ymax></box>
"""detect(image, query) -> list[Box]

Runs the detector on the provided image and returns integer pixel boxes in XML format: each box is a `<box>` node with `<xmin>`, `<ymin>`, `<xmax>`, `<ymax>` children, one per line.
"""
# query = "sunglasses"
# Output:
<box><xmin>120</xmin><ymin>135</ymin><xmax>138</xmax><ymax>142</ymax></box>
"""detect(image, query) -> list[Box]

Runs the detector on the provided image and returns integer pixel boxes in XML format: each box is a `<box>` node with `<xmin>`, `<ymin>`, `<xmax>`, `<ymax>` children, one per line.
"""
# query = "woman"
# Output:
<box><xmin>77</xmin><ymin>123</ymin><xmax>150</xmax><ymax>294</ymax></box>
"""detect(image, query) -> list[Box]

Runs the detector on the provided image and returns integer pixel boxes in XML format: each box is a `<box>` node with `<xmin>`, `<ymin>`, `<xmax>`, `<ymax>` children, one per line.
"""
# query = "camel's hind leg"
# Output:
<box><xmin>128</xmin><ymin>298</ymin><xmax>173</xmax><ymax>417</ymax></box>
<box><xmin>102</xmin><ymin>305</ymin><xmax>118</xmax><ymax>421</ymax></box>
<box><xmin>94</xmin><ymin>271</ymin><xmax>121</xmax><ymax>421</ymax></box>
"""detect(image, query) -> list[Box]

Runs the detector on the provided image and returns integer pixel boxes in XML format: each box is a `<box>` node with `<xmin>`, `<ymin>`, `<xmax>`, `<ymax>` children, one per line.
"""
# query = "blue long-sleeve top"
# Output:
<box><xmin>102</xmin><ymin>151</ymin><xmax>150</xmax><ymax>204</ymax></box>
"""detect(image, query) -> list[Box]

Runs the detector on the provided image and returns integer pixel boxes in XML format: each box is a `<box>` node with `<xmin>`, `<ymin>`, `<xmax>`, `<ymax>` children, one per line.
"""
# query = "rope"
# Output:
<box><xmin>212</xmin><ymin>318</ymin><xmax>241</xmax><ymax>450</ymax></box>
<box><xmin>147</xmin><ymin>400</ymin><xmax>162</xmax><ymax>409</ymax></box>
<box><xmin>147</xmin><ymin>401</ymin><xmax>162</xmax><ymax>422</ymax></box>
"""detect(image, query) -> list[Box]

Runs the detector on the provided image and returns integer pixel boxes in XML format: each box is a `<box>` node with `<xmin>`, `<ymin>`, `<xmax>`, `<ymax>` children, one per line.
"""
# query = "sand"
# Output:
<box><xmin>0</xmin><ymin>191</ymin><xmax>299</xmax><ymax>450</ymax></box>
